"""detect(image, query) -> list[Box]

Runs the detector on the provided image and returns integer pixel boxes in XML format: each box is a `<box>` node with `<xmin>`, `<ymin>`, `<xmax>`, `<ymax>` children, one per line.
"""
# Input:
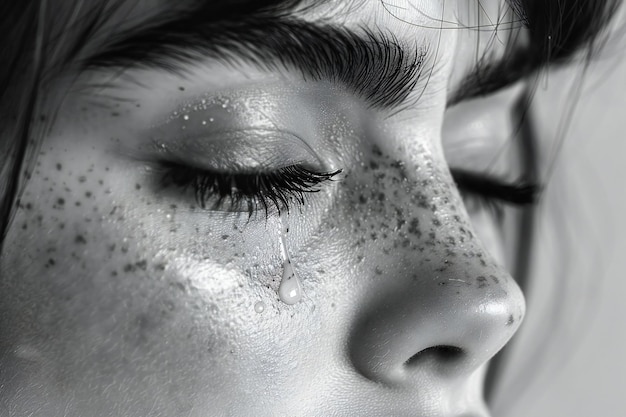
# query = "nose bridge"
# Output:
<box><xmin>341</xmin><ymin>143</ymin><xmax>525</xmax><ymax>385</ymax></box>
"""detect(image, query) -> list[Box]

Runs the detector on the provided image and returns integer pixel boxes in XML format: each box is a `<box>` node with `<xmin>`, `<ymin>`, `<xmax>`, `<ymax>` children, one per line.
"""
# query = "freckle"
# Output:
<box><xmin>507</xmin><ymin>315</ymin><xmax>515</xmax><ymax>326</ymax></box>
<box><xmin>75</xmin><ymin>201</ymin><xmax>81</xmax><ymax>207</ymax></box>
<box><xmin>56</xmin><ymin>163</ymin><xmax>62</xmax><ymax>171</ymax></box>
<box><xmin>85</xmin><ymin>191</ymin><xmax>92</xmax><ymax>198</ymax></box>
<box><xmin>21</xmin><ymin>223</ymin><xmax>27</xmax><ymax>230</ymax></box>
<box><xmin>98</xmin><ymin>180</ymin><xmax>103</xmax><ymax>185</ymax></box>
<box><xmin>121</xmin><ymin>245</ymin><xmax>128</xmax><ymax>253</ymax></box>
<box><xmin>111</xmin><ymin>270</ymin><xmax>118</xmax><ymax>276</ymax></box>
<box><xmin>75</xmin><ymin>235</ymin><xmax>87</xmax><ymax>244</ymax></box>
<box><xmin>25</xmin><ymin>203</ymin><xmax>32</xmax><ymax>210</ymax></box>
<box><xmin>155</xmin><ymin>263</ymin><xmax>166</xmax><ymax>271</ymax></box>
<box><xmin>135</xmin><ymin>260</ymin><xmax>147</xmax><ymax>270</ymax></box>
<box><xmin>59</xmin><ymin>223</ymin><xmax>65</xmax><ymax>229</ymax></box>
<box><xmin>78</xmin><ymin>176</ymin><xmax>86</xmax><ymax>183</ymax></box>
<box><xmin>135</xmin><ymin>183</ymin><xmax>141</xmax><ymax>190</ymax></box>
<box><xmin>221</xmin><ymin>234</ymin><xmax>229</xmax><ymax>240</ymax></box>
<box><xmin>111</xmin><ymin>112</ymin><xmax>120</xmax><ymax>117</ymax></box>
<box><xmin>179</xmin><ymin>86</ymin><xmax>185</xmax><ymax>91</ymax></box>
<box><xmin>108</xmin><ymin>244</ymin><xmax>116</xmax><ymax>252</ymax></box>
<box><xmin>480</xmin><ymin>259</ymin><xmax>487</xmax><ymax>267</ymax></box>
<box><xmin>123</xmin><ymin>264</ymin><xmax>135</xmax><ymax>273</ymax></box>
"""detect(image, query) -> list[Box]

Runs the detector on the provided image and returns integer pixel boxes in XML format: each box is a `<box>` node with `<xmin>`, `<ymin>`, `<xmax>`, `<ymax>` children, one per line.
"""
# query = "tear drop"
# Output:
<box><xmin>279</xmin><ymin>258</ymin><xmax>302</xmax><ymax>305</ymax></box>
<box><xmin>254</xmin><ymin>301</ymin><xmax>265</xmax><ymax>313</ymax></box>
<box><xmin>278</xmin><ymin>217</ymin><xmax>302</xmax><ymax>305</ymax></box>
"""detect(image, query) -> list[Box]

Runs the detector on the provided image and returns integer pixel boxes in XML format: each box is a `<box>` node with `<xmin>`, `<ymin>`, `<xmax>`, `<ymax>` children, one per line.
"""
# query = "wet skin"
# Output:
<box><xmin>0</xmin><ymin>1</ymin><xmax>526</xmax><ymax>416</ymax></box>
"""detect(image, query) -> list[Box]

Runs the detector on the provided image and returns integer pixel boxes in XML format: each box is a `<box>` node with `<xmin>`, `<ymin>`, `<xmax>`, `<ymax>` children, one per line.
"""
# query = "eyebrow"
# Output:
<box><xmin>447</xmin><ymin>47</ymin><xmax>537</xmax><ymax>106</ymax></box>
<box><xmin>83</xmin><ymin>11</ymin><xmax>427</xmax><ymax>110</ymax></box>
<box><xmin>82</xmin><ymin>1</ymin><xmax>536</xmax><ymax>110</ymax></box>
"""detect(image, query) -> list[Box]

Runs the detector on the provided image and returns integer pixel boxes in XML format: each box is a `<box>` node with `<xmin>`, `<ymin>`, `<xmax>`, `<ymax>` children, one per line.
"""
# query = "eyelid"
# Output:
<box><xmin>138</xmin><ymin>84</ymin><xmax>342</xmax><ymax>171</ymax></box>
<box><xmin>442</xmin><ymin>82</ymin><xmax>527</xmax><ymax>179</ymax></box>
<box><xmin>149</xmin><ymin>128</ymin><xmax>323</xmax><ymax>172</ymax></box>
<box><xmin>443</xmin><ymin>83</ymin><xmax>525</xmax><ymax>152</ymax></box>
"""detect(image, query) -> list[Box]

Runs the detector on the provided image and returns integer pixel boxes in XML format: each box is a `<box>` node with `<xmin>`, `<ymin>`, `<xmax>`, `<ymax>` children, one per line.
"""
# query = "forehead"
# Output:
<box><xmin>86</xmin><ymin>0</ymin><xmax>456</xmax><ymax>48</ymax></box>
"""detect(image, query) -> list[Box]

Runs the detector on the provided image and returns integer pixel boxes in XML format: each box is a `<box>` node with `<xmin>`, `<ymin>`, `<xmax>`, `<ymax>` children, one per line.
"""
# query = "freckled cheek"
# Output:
<box><xmin>3</xmin><ymin>159</ymin><xmax>261</xmax><ymax>366</ymax></box>
<box><xmin>9</xmin><ymin>142</ymin><xmax>277</xmax><ymax>307</ymax></box>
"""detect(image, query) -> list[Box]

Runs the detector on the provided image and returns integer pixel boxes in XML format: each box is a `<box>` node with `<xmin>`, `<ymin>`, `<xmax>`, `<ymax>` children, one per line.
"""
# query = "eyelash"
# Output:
<box><xmin>158</xmin><ymin>162</ymin><xmax>342</xmax><ymax>216</ymax></box>
<box><xmin>451</xmin><ymin>170</ymin><xmax>540</xmax><ymax>206</ymax></box>
<box><xmin>454</xmin><ymin>173</ymin><xmax>540</xmax><ymax>220</ymax></box>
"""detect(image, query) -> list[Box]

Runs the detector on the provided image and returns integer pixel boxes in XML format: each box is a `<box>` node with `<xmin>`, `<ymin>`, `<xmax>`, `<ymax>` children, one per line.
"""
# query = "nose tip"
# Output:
<box><xmin>348</xmin><ymin>269</ymin><xmax>525</xmax><ymax>385</ymax></box>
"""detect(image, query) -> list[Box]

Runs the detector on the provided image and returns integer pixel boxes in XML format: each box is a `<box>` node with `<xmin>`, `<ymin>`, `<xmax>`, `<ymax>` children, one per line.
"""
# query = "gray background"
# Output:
<box><xmin>494</xmin><ymin>48</ymin><xmax>626</xmax><ymax>417</ymax></box>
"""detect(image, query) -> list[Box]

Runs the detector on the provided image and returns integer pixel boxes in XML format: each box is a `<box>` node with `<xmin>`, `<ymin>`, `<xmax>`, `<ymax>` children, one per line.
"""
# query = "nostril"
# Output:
<box><xmin>404</xmin><ymin>345</ymin><xmax>464</xmax><ymax>368</ymax></box>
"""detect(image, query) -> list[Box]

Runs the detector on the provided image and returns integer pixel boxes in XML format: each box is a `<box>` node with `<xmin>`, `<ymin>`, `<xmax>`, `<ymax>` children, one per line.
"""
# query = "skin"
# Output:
<box><xmin>0</xmin><ymin>1</ymin><xmax>527</xmax><ymax>416</ymax></box>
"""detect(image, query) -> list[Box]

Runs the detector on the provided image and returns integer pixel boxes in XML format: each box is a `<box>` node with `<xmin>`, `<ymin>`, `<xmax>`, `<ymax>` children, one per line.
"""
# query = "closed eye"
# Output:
<box><xmin>451</xmin><ymin>168</ymin><xmax>540</xmax><ymax>206</ymax></box>
<box><xmin>156</xmin><ymin>161</ymin><xmax>342</xmax><ymax>217</ymax></box>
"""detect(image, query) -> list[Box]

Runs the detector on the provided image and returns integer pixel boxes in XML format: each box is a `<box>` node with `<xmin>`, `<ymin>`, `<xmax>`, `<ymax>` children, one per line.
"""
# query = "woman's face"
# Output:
<box><xmin>1</xmin><ymin>1</ymin><xmax>528</xmax><ymax>416</ymax></box>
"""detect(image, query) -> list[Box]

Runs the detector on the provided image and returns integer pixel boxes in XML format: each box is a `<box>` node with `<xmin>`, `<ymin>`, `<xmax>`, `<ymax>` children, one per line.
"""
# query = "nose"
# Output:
<box><xmin>348</xmin><ymin>262</ymin><xmax>524</xmax><ymax>384</ymax></box>
<box><xmin>345</xmin><ymin>148</ymin><xmax>525</xmax><ymax>386</ymax></box>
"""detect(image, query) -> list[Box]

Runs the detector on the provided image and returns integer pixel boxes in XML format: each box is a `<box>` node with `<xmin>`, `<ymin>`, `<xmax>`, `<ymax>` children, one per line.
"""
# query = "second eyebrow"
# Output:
<box><xmin>83</xmin><ymin>16</ymin><xmax>429</xmax><ymax>110</ymax></box>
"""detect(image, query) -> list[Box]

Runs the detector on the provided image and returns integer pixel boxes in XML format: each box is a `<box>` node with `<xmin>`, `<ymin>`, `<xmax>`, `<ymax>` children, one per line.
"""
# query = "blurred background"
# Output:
<box><xmin>493</xmin><ymin>36</ymin><xmax>626</xmax><ymax>417</ymax></box>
